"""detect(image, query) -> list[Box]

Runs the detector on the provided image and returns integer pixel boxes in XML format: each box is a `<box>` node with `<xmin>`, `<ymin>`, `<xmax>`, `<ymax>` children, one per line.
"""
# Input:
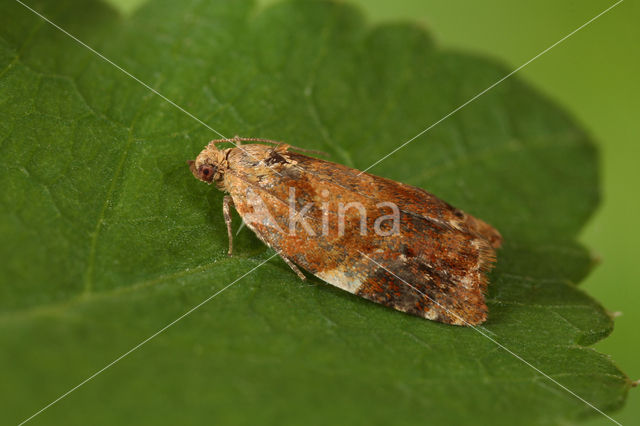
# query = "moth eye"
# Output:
<box><xmin>199</xmin><ymin>164</ymin><xmax>216</xmax><ymax>182</ymax></box>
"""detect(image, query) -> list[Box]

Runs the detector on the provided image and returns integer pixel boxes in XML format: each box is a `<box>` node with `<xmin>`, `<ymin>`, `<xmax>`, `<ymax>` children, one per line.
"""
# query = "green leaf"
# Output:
<box><xmin>0</xmin><ymin>0</ymin><xmax>631</xmax><ymax>425</ymax></box>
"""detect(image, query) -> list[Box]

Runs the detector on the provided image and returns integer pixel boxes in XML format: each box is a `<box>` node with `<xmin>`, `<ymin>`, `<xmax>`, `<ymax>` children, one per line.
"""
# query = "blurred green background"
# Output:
<box><xmin>108</xmin><ymin>0</ymin><xmax>639</xmax><ymax>423</ymax></box>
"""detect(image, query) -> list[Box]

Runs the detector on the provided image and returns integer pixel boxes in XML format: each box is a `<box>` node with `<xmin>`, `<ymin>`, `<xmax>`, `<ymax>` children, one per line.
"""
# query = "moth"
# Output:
<box><xmin>189</xmin><ymin>137</ymin><xmax>502</xmax><ymax>326</ymax></box>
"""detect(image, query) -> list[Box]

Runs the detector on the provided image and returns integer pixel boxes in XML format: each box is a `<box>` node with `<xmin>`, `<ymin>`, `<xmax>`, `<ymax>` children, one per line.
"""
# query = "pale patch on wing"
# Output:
<box><xmin>315</xmin><ymin>267</ymin><xmax>363</xmax><ymax>294</ymax></box>
<box><xmin>235</xmin><ymin>186</ymin><xmax>284</xmax><ymax>233</ymax></box>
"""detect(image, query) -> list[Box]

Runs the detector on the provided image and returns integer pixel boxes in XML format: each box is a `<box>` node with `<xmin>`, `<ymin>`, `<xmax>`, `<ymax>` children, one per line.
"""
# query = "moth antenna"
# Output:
<box><xmin>206</xmin><ymin>136</ymin><xmax>328</xmax><ymax>157</ymax></box>
<box><xmin>231</xmin><ymin>137</ymin><xmax>329</xmax><ymax>157</ymax></box>
<box><xmin>288</xmin><ymin>146</ymin><xmax>329</xmax><ymax>157</ymax></box>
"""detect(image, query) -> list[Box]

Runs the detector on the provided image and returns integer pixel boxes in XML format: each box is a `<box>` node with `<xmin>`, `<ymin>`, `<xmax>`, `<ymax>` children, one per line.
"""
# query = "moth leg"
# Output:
<box><xmin>233</xmin><ymin>135</ymin><xmax>242</xmax><ymax>146</ymax></box>
<box><xmin>223</xmin><ymin>195</ymin><xmax>234</xmax><ymax>256</ymax></box>
<box><xmin>279</xmin><ymin>253</ymin><xmax>306</xmax><ymax>281</ymax></box>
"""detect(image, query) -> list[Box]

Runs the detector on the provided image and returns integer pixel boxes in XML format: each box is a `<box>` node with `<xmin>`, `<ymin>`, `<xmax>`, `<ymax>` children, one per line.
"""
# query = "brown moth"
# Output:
<box><xmin>189</xmin><ymin>137</ymin><xmax>502</xmax><ymax>326</ymax></box>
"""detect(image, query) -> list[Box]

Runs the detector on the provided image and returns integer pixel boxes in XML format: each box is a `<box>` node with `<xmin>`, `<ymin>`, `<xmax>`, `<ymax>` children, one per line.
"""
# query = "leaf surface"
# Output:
<box><xmin>0</xmin><ymin>1</ymin><xmax>630</xmax><ymax>424</ymax></box>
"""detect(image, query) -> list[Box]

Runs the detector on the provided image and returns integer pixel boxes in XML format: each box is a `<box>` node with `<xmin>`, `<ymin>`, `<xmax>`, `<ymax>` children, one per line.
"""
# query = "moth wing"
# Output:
<box><xmin>284</xmin><ymin>151</ymin><xmax>502</xmax><ymax>248</ymax></box>
<box><xmin>224</xmin><ymin>145</ymin><xmax>496</xmax><ymax>325</ymax></box>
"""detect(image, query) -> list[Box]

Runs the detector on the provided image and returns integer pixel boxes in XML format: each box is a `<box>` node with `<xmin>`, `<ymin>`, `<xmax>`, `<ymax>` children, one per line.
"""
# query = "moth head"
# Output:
<box><xmin>189</xmin><ymin>144</ymin><xmax>227</xmax><ymax>185</ymax></box>
<box><xmin>189</xmin><ymin>160</ymin><xmax>218</xmax><ymax>183</ymax></box>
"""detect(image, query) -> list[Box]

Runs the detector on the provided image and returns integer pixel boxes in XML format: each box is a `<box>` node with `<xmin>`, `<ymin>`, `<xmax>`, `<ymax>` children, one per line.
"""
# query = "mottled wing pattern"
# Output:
<box><xmin>224</xmin><ymin>144</ymin><xmax>501</xmax><ymax>325</ymax></box>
